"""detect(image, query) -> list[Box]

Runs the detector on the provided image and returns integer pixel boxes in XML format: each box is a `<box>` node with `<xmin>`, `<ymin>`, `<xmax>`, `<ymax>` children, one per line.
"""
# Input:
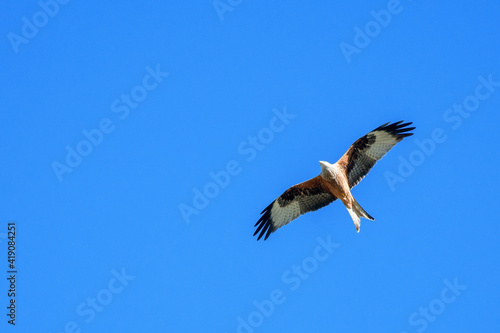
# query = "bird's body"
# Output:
<box><xmin>319</xmin><ymin>161</ymin><xmax>349</xmax><ymax>200</ymax></box>
<box><xmin>319</xmin><ymin>160</ymin><xmax>373</xmax><ymax>232</ymax></box>
<box><xmin>254</xmin><ymin>121</ymin><xmax>415</xmax><ymax>240</ymax></box>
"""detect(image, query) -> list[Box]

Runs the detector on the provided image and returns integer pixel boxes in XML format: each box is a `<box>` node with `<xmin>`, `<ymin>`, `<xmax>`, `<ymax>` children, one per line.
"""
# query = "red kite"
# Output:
<box><xmin>254</xmin><ymin>121</ymin><xmax>415</xmax><ymax>240</ymax></box>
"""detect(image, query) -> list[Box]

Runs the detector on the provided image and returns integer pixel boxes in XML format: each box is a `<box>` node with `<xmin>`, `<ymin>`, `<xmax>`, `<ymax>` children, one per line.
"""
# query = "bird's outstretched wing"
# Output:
<box><xmin>336</xmin><ymin>121</ymin><xmax>415</xmax><ymax>188</ymax></box>
<box><xmin>254</xmin><ymin>176</ymin><xmax>336</xmax><ymax>240</ymax></box>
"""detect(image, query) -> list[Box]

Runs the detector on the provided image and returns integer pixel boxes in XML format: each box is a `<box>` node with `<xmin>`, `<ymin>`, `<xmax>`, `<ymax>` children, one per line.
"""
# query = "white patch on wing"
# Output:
<box><xmin>270</xmin><ymin>200</ymin><xmax>301</xmax><ymax>229</ymax></box>
<box><xmin>363</xmin><ymin>131</ymin><xmax>398</xmax><ymax>160</ymax></box>
<box><xmin>345</xmin><ymin>130</ymin><xmax>403</xmax><ymax>188</ymax></box>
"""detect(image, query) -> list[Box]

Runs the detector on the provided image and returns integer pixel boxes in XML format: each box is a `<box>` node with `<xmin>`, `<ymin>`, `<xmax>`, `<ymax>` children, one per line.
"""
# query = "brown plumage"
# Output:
<box><xmin>254</xmin><ymin>121</ymin><xmax>415</xmax><ymax>240</ymax></box>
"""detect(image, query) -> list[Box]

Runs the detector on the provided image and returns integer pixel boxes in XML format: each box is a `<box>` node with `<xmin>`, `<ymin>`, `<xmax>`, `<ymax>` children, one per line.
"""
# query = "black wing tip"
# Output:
<box><xmin>375</xmin><ymin>120</ymin><xmax>415</xmax><ymax>139</ymax></box>
<box><xmin>254</xmin><ymin>202</ymin><xmax>276</xmax><ymax>241</ymax></box>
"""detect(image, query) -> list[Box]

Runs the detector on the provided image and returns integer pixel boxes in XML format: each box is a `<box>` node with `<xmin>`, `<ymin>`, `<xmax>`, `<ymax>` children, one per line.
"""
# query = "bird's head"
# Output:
<box><xmin>319</xmin><ymin>160</ymin><xmax>330</xmax><ymax>168</ymax></box>
<box><xmin>319</xmin><ymin>161</ymin><xmax>333</xmax><ymax>179</ymax></box>
<box><xmin>319</xmin><ymin>161</ymin><xmax>331</xmax><ymax>177</ymax></box>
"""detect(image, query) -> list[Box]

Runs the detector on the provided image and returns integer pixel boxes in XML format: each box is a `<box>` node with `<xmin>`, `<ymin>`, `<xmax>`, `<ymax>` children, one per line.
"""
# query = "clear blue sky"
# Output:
<box><xmin>2</xmin><ymin>1</ymin><xmax>500</xmax><ymax>332</ymax></box>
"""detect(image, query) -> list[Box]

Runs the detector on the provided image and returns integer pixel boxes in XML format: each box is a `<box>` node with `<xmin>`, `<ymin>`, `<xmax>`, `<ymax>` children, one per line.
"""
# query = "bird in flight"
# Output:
<box><xmin>254</xmin><ymin>121</ymin><xmax>415</xmax><ymax>240</ymax></box>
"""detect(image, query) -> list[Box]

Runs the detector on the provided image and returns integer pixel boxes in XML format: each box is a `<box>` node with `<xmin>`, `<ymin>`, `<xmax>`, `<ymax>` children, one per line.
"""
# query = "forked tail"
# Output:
<box><xmin>346</xmin><ymin>198</ymin><xmax>374</xmax><ymax>233</ymax></box>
